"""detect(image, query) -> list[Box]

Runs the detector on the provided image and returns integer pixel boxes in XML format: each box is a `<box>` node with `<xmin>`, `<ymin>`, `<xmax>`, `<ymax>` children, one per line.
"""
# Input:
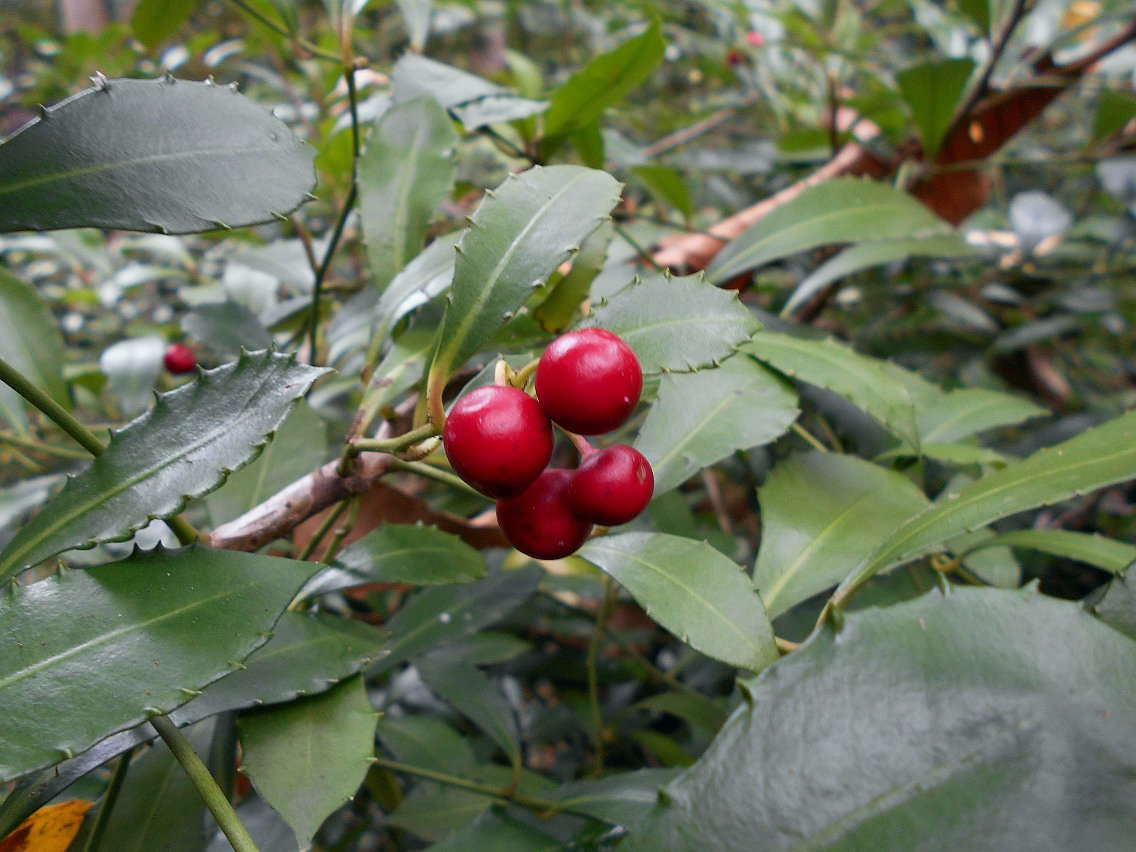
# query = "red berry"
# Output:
<box><xmin>163</xmin><ymin>343</ymin><xmax>197</xmax><ymax>374</ymax></box>
<box><xmin>496</xmin><ymin>469</ymin><xmax>594</xmax><ymax>559</ymax></box>
<box><xmin>569</xmin><ymin>445</ymin><xmax>654</xmax><ymax>526</ymax></box>
<box><xmin>443</xmin><ymin>385</ymin><xmax>553</xmax><ymax>498</ymax></box>
<box><xmin>535</xmin><ymin>328</ymin><xmax>643</xmax><ymax>435</ymax></box>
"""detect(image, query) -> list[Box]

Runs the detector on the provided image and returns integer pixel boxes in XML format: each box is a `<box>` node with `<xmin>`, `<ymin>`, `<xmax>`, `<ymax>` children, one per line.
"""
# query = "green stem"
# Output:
<box><xmin>387</xmin><ymin>458</ymin><xmax>487</xmax><ymax>499</ymax></box>
<box><xmin>150</xmin><ymin>716</ymin><xmax>257</xmax><ymax>852</ymax></box>
<box><xmin>81</xmin><ymin>747</ymin><xmax>135</xmax><ymax>852</ymax></box>
<box><xmin>791</xmin><ymin>421</ymin><xmax>829</xmax><ymax>453</ymax></box>
<box><xmin>0</xmin><ymin>355</ymin><xmax>105</xmax><ymax>456</ymax></box>
<box><xmin>0</xmin><ymin>432</ymin><xmax>90</xmax><ymax>459</ymax></box>
<box><xmin>225</xmin><ymin>0</ymin><xmax>342</xmax><ymax>61</ymax></box>
<box><xmin>371</xmin><ymin>757</ymin><xmax>608</xmax><ymax>823</ymax></box>
<box><xmin>166</xmin><ymin>515</ymin><xmax>202</xmax><ymax>546</ymax></box>
<box><xmin>319</xmin><ymin>496</ymin><xmax>363</xmax><ymax>565</ymax></box>
<box><xmin>613</xmin><ymin>223</ymin><xmax>663</xmax><ymax>271</ymax></box>
<box><xmin>586</xmin><ymin>576</ymin><xmax>617</xmax><ymax>775</ymax></box>
<box><xmin>298</xmin><ymin>498</ymin><xmax>352</xmax><ymax>561</ymax></box>
<box><xmin>346</xmin><ymin>423</ymin><xmax>439</xmax><ymax>458</ymax></box>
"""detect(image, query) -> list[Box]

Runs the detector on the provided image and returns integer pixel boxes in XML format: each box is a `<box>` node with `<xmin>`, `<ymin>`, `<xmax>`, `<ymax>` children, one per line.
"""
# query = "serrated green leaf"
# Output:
<box><xmin>331</xmin><ymin>523</ymin><xmax>488</xmax><ymax>587</ymax></box>
<box><xmin>783</xmin><ymin>234</ymin><xmax>977</xmax><ymax>316</ymax></box>
<box><xmin>913</xmin><ymin>386</ymin><xmax>1047</xmax><ymax>443</ymax></box>
<box><xmin>635</xmin><ymin>356</ymin><xmax>798</xmax><ymax>494</ymax></box>
<box><xmin>964</xmin><ymin>529</ymin><xmax>1136</xmax><ymax>575</ymax></box>
<box><xmin>753</xmin><ymin>452</ymin><xmax>929</xmax><ymax>619</ymax></box>
<box><xmin>0</xmin><ymin>349</ymin><xmax>328</xmax><ymax>578</ymax></box>
<box><xmin>181</xmin><ymin>302</ymin><xmax>272</xmax><ymax>359</ymax></box>
<box><xmin>391</xmin><ymin>54</ymin><xmax>547</xmax><ymax>130</ymax></box>
<box><xmin>0</xmin><ymin>78</ymin><xmax>316</xmax><ymax>234</ymax></box>
<box><xmin>428</xmin><ymin>165</ymin><xmax>621</xmax><ymax>384</ymax></box>
<box><xmin>744</xmin><ymin>332</ymin><xmax>920</xmax><ymax>447</ymax></box>
<box><xmin>239</xmin><ymin>676</ymin><xmax>377</xmax><ymax>848</ymax></box>
<box><xmin>533</xmin><ymin>221</ymin><xmax>612</xmax><ymax>333</ymax></box>
<box><xmin>206</xmin><ymin>400</ymin><xmax>328</xmax><ymax>527</ymax></box>
<box><xmin>542</xmin><ymin>20</ymin><xmax>666</xmax><ymax>153</ymax></box>
<box><xmin>706</xmin><ymin>179</ymin><xmax>950</xmax><ymax>283</ymax></box>
<box><xmin>579</xmin><ymin>532</ymin><xmax>777</xmax><ymax>672</ymax></box>
<box><xmin>585</xmin><ymin>272</ymin><xmax>759</xmax><ymax>373</ymax></box>
<box><xmin>0</xmin><ymin>267</ymin><xmax>70</xmax><ymax>435</ymax></box>
<box><xmin>358</xmin><ymin>97</ymin><xmax>458</xmax><ymax>291</ymax></box>
<box><xmin>836</xmin><ymin>410</ymin><xmax>1136</xmax><ymax>603</ymax></box>
<box><xmin>0</xmin><ymin>544</ymin><xmax>317</xmax><ymax>782</ymax></box>
<box><xmin>95</xmin><ymin>718</ymin><xmax>215</xmax><ymax>852</ymax></box>
<box><xmin>371</xmin><ymin>567</ymin><xmax>542</xmax><ymax>673</ymax></box>
<box><xmin>131</xmin><ymin>0</ymin><xmax>200</xmax><ymax>50</ymax></box>
<box><xmin>896</xmin><ymin>58</ymin><xmax>976</xmax><ymax>159</ymax></box>
<box><xmin>629</xmin><ymin>587</ymin><xmax>1136</xmax><ymax>850</ymax></box>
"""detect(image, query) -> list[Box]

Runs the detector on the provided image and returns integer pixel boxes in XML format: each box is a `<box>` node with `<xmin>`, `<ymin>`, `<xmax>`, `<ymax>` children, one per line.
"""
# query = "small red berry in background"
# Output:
<box><xmin>536</xmin><ymin>328</ymin><xmax>643</xmax><ymax>435</ymax></box>
<box><xmin>569</xmin><ymin>444</ymin><xmax>654</xmax><ymax>526</ymax></box>
<box><xmin>746</xmin><ymin>31</ymin><xmax>765</xmax><ymax>47</ymax></box>
<box><xmin>443</xmin><ymin>385</ymin><xmax>553</xmax><ymax>498</ymax></box>
<box><xmin>726</xmin><ymin>49</ymin><xmax>744</xmax><ymax>66</ymax></box>
<box><xmin>497</xmin><ymin>469</ymin><xmax>594</xmax><ymax>559</ymax></box>
<box><xmin>163</xmin><ymin>343</ymin><xmax>197</xmax><ymax>374</ymax></box>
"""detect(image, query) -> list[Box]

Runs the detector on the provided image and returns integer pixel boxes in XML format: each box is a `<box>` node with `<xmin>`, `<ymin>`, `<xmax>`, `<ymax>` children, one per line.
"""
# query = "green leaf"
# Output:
<box><xmin>377</xmin><ymin>716</ymin><xmax>476</xmax><ymax>773</ymax></box>
<box><xmin>372</xmin><ymin>567</ymin><xmax>542</xmax><ymax>673</ymax></box>
<box><xmin>428</xmin><ymin>811</ymin><xmax>562</xmax><ymax>851</ymax></box>
<box><xmin>394</xmin><ymin>0</ymin><xmax>432</xmax><ymax>51</ymax></box>
<box><xmin>550</xmin><ymin>768</ymin><xmax>681</xmax><ymax>831</ymax></box>
<box><xmin>181</xmin><ymin>302</ymin><xmax>272</xmax><ymax>359</ymax></box>
<box><xmin>358</xmin><ymin>97</ymin><xmax>458</xmax><ymax>290</ymax></box>
<box><xmin>239</xmin><ymin>676</ymin><xmax>378</xmax><ymax>848</ymax></box>
<box><xmin>533</xmin><ymin>222</ymin><xmax>612</xmax><ymax>333</ymax></box>
<box><xmin>385</xmin><ymin>786</ymin><xmax>492</xmax><ymax>841</ymax></box>
<box><xmin>428</xmin><ymin>165</ymin><xmax>621</xmax><ymax>383</ymax></box>
<box><xmin>579</xmin><ymin>532</ymin><xmax>778</xmax><ymax>672</ymax></box>
<box><xmin>837</xmin><ymin>410</ymin><xmax>1136</xmax><ymax>601</ymax></box>
<box><xmin>355</xmin><ymin>328</ymin><xmax>435</xmax><ymax>428</ymax></box>
<box><xmin>369</xmin><ymin>231</ymin><xmax>460</xmax><ymax>348</ymax></box>
<box><xmin>964</xmin><ymin>529</ymin><xmax>1136</xmax><ymax>575</ymax></box>
<box><xmin>957</xmin><ymin>0</ymin><xmax>991</xmax><ymax>31</ymax></box>
<box><xmin>753</xmin><ymin>452</ymin><xmax>929</xmax><ymax>619</ymax></box>
<box><xmin>912</xmin><ymin>386</ymin><xmax>1046</xmax><ymax>443</ymax></box>
<box><xmin>1094</xmin><ymin>89</ymin><xmax>1136</xmax><ymax>140</ymax></box>
<box><xmin>631</xmin><ymin>164</ymin><xmax>694</xmax><ymax>220</ymax></box>
<box><xmin>96</xmin><ymin>719</ymin><xmax>215</xmax><ymax>852</ymax></box>
<box><xmin>783</xmin><ymin>234</ymin><xmax>978</xmax><ymax>316</ymax></box>
<box><xmin>1092</xmin><ymin>569</ymin><xmax>1136</xmax><ymax>641</ymax></box>
<box><xmin>542</xmin><ymin>20</ymin><xmax>666</xmax><ymax>152</ymax></box>
<box><xmin>332</xmin><ymin>523</ymin><xmax>488</xmax><ymax>586</ymax></box>
<box><xmin>572</xmin><ymin>120</ymin><xmax>606</xmax><ymax>169</ymax></box>
<box><xmin>0</xmin><ymin>544</ymin><xmax>317</xmax><ymax>782</ymax></box>
<box><xmin>391</xmin><ymin>54</ymin><xmax>548</xmax><ymax>131</ymax></box>
<box><xmin>629</xmin><ymin>587</ymin><xmax>1136</xmax><ymax>850</ymax></box>
<box><xmin>0</xmin><ymin>349</ymin><xmax>327</xmax><ymax>578</ymax></box>
<box><xmin>0</xmin><ymin>78</ymin><xmax>316</xmax><ymax>234</ymax></box>
<box><xmin>206</xmin><ymin>400</ymin><xmax>327</xmax><ymax>527</ymax></box>
<box><xmin>634</xmin><ymin>356</ymin><xmax>798</xmax><ymax>494</ymax></box>
<box><xmin>131</xmin><ymin>0</ymin><xmax>200</xmax><ymax>50</ymax></box>
<box><xmin>584</xmin><ymin>272</ymin><xmax>760</xmax><ymax>373</ymax></box>
<box><xmin>744</xmin><ymin>332</ymin><xmax>920</xmax><ymax>447</ymax></box>
<box><xmin>0</xmin><ymin>267</ymin><xmax>71</xmax><ymax>435</ymax></box>
<box><xmin>895</xmin><ymin>58</ymin><xmax>977</xmax><ymax>159</ymax></box>
<box><xmin>706</xmin><ymin>178</ymin><xmax>950</xmax><ymax>284</ymax></box>
<box><xmin>417</xmin><ymin>651</ymin><xmax>520</xmax><ymax>768</ymax></box>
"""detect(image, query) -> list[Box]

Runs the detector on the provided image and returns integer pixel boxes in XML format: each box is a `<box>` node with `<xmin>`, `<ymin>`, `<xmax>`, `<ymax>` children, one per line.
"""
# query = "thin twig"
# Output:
<box><xmin>586</xmin><ymin>576</ymin><xmax>617</xmax><ymax>775</ymax></box>
<box><xmin>80</xmin><ymin>747</ymin><xmax>135</xmax><ymax>852</ymax></box>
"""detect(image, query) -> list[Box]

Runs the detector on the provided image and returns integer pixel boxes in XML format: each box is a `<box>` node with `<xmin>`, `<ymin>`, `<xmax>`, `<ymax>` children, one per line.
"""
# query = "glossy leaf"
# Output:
<box><xmin>428</xmin><ymin>166</ymin><xmax>620</xmax><ymax>383</ymax></box>
<box><xmin>896</xmin><ymin>58</ymin><xmax>976</xmax><ymax>158</ymax></box>
<box><xmin>550</xmin><ymin>768</ymin><xmax>681</xmax><ymax>830</ymax></box>
<box><xmin>783</xmin><ymin>234</ymin><xmax>977</xmax><ymax>316</ymax></box>
<box><xmin>369</xmin><ymin>232</ymin><xmax>459</xmax><ymax>348</ymax></box>
<box><xmin>0</xmin><ymin>78</ymin><xmax>316</xmax><ymax>234</ymax></box>
<box><xmin>753</xmin><ymin>452</ymin><xmax>929</xmax><ymax>619</ymax></box>
<box><xmin>744</xmin><ymin>332</ymin><xmax>920</xmax><ymax>447</ymax></box>
<box><xmin>358</xmin><ymin>97</ymin><xmax>458</xmax><ymax>290</ymax></box>
<box><xmin>706</xmin><ymin>178</ymin><xmax>950</xmax><ymax>284</ymax></box>
<box><xmin>635</xmin><ymin>356</ymin><xmax>798</xmax><ymax>494</ymax></box>
<box><xmin>94</xmin><ymin>719</ymin><xmax>215</xmax><ymax>852</ymax></box>
<box><xmin>965</xmin><ymin>529</ymin><xmax>1136</xmax><ymax>574</ymax></box>
<box><xmin>371</xmin><ymin>567</ymin><xmax>542</xmax><ymax>673</ymax></box>
<box><xmin>206</xmin><ymin>400</ymin><xmax>327</xmax><ymax>527</ymax></box>
<box><xmin>533</xmin><ymin>221</ymin><xmax>612</xmax><ymax>333</ymax></box>
<box><xmin>579</xmin><ymin>532</ymin><xmax>777</xmax><ymax>672</ymax></box>
<box><xmin>584</xmin><ymin>273</ymin><xmax>760</xmax><ymax>373</ymax></box>
<box><xmin>0</xmin><ymin>611</ymin><xmax>380</xmax><ymax>833</ymax></box>
<box><xmin>391</xmin><ymin>54</ymin><xmax>547</xmax><ymax>130</ymax></box>
<box><xmin>330</xmin><ymin>523</ymin><xmax>487</xmax><ymax>587</ymax></box>
<box><xmin>0</xmin><ymin>349</ymin><xmax>328</xmax><ymax>578</ymax></box>
<box><xmin>0</xmin><ymin>545</ymin><xmax>317</xmax><ymax>782</ymax></box>
<box><xmin>912</xmin><ymin>386</ymin><xmax>1045</xmax><ymax>443</ymax></box>
<box><xmin>837</xmin><ymin>409</ymin><xmax>1136</xmax><ymax>600</ymax></box>
<box><xmin>542</xmin><ymin>21</ymin><xmax>666</xmax><ymax>152</ymax></box>
<box><xmin>354</xmin><ymin>328</ymin><xmax>435</xmax><ymax>428</ymax></box>
<box><xmin>239</xmin><ymin>676</ymin><xmax>377</xmax><ymax>848</ymax></box>
<box><xmin>0</xmin><ymin>268</ymin><xmax>70</xmax><ymax>434</ymax></box>
<box><xmin>630</xmin><ymin>587</ymin><xmax>1136</xmax><ymax>850</ymax></box>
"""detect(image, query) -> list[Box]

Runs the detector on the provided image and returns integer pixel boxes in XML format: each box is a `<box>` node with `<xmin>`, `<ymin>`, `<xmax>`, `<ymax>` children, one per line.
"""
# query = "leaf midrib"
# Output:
<box><xmin>650</xmin><ymin>379</ymin><xmax>741</xmax><ymax>478</ymax></box>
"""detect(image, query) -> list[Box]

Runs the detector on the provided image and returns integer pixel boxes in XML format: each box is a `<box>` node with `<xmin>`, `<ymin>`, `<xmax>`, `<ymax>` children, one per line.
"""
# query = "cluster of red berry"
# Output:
<box><xmin>443</xmin><ymin>328</ymin><xmax>654</xmax><ymax>560</ymax></box>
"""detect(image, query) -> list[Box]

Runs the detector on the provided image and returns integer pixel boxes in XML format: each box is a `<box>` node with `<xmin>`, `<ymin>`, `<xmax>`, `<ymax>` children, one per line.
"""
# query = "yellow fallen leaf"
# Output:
<box><xmin>0</xmin><ymin>800</ymin><xmax>93</xmax><ymax>852</ymax></box>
